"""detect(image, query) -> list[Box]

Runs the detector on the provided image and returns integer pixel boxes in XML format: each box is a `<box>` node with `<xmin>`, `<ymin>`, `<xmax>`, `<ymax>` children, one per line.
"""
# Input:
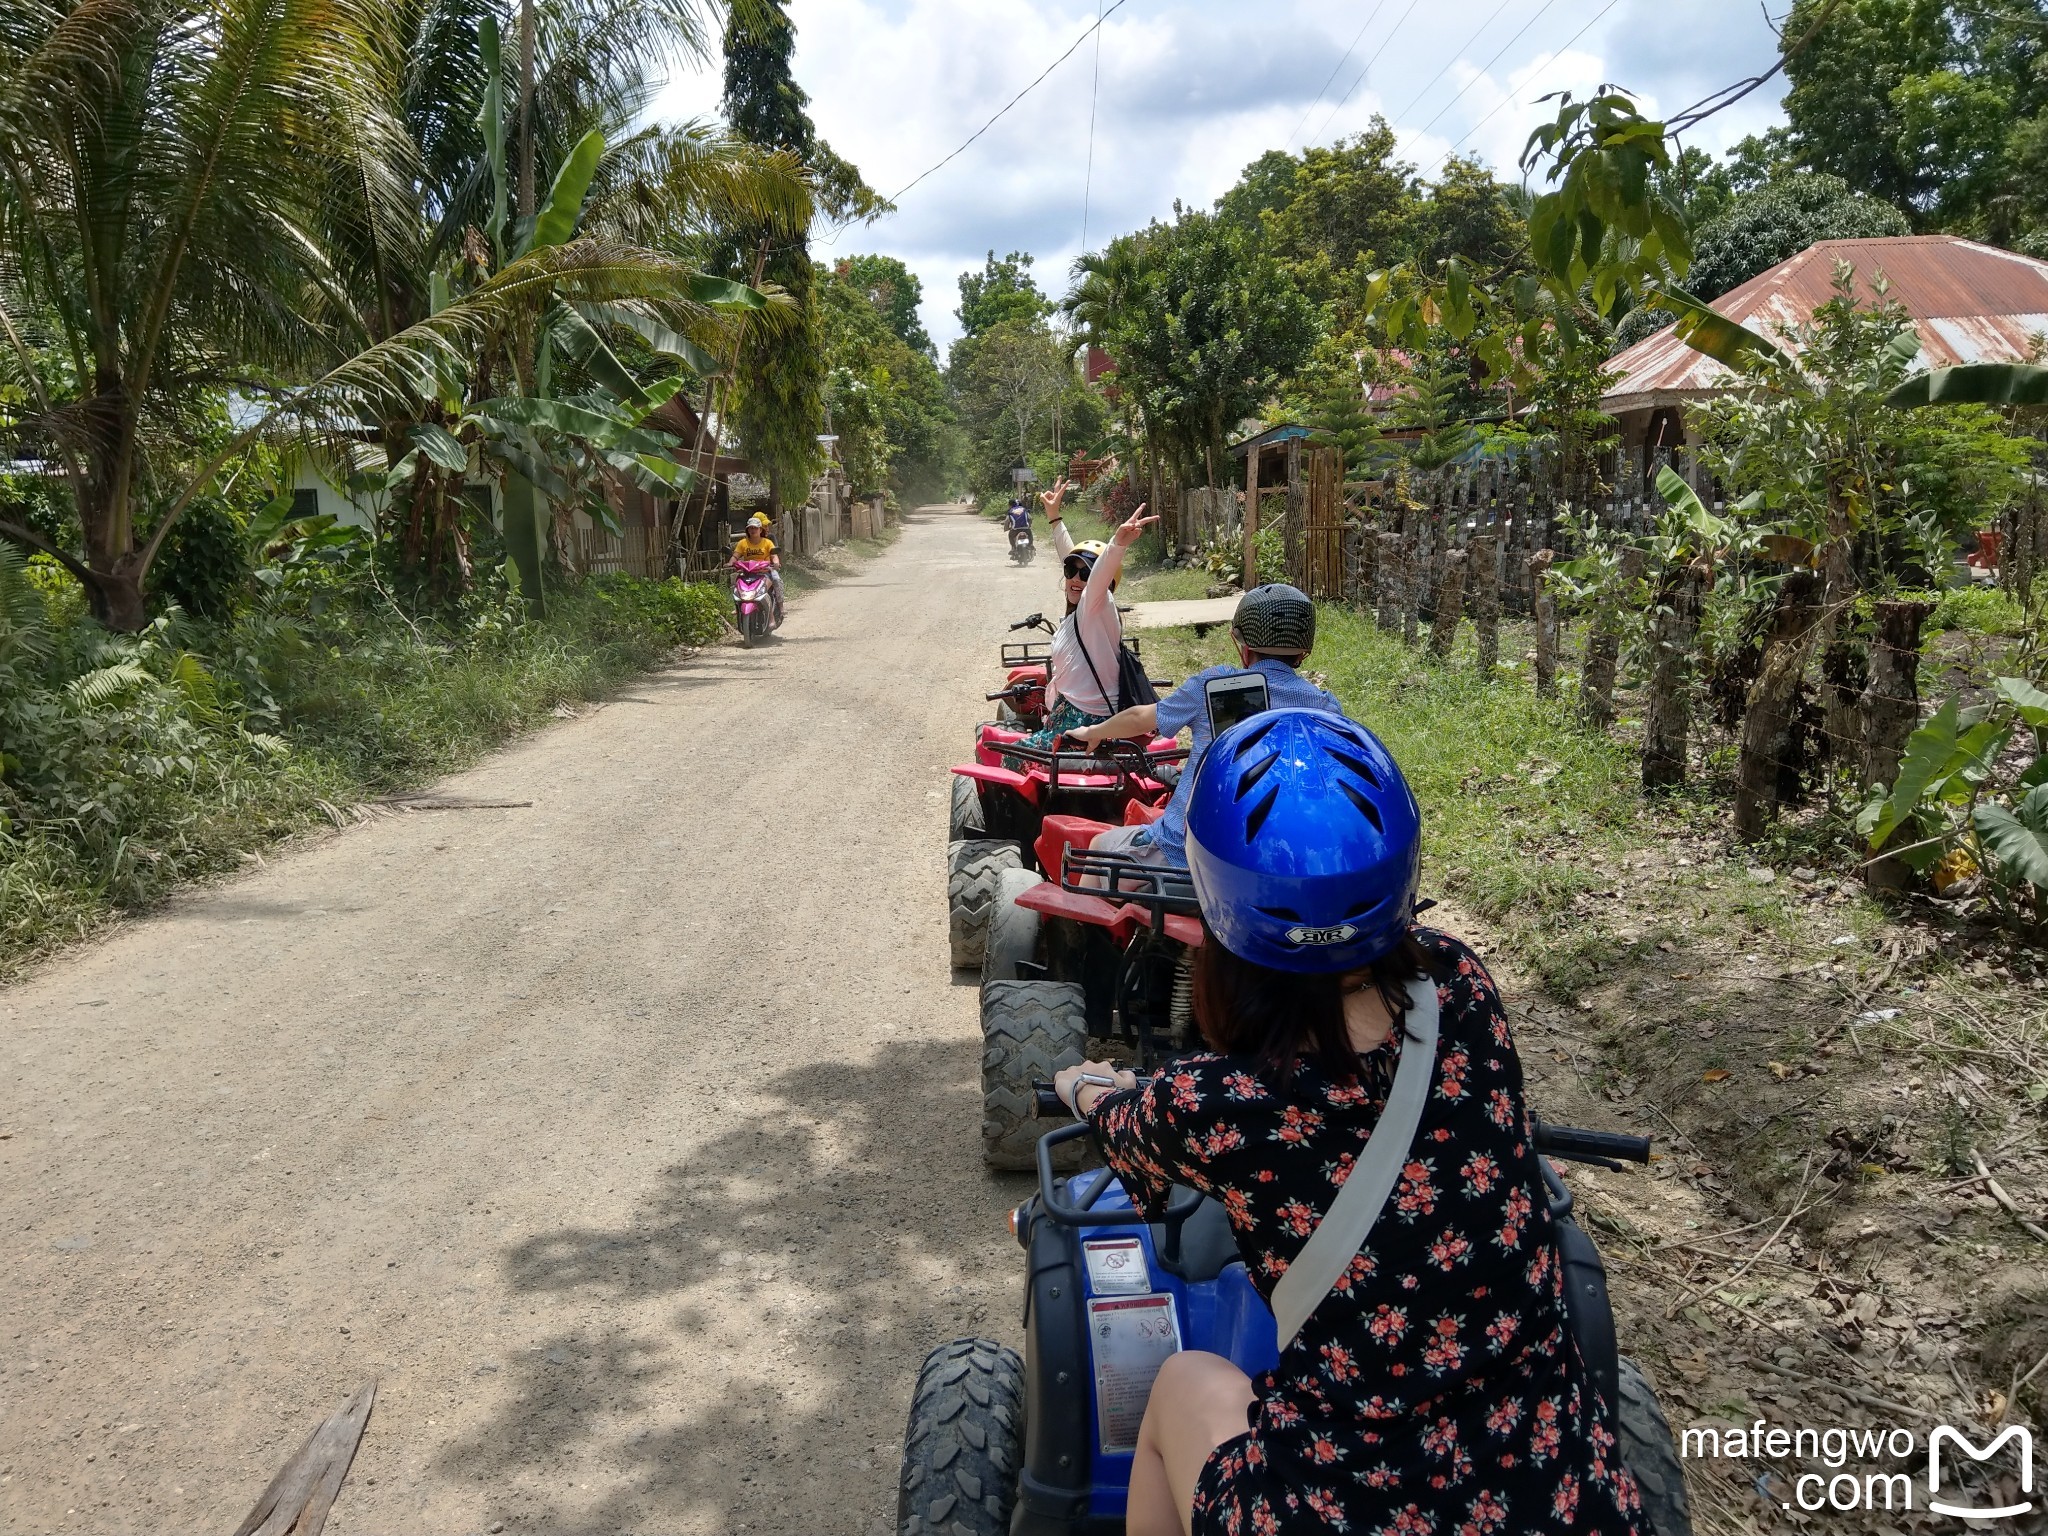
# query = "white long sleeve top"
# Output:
<box><xmin>1046</xmin><ymin>517</ymin><xmax>1127</xmax><ymax>717</ymax></box>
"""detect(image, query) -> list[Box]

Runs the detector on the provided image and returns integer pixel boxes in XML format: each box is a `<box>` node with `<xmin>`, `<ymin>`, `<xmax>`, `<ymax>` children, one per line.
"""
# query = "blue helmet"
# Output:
<box><xmin>1184</xmin><ymin>708</ymin><xmax>1422</xmax><ymax>973</ymax></box>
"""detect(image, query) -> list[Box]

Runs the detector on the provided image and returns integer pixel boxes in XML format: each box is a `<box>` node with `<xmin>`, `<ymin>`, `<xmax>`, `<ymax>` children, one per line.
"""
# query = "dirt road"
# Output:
<box><xmin>0</xmin><ymin>506</ymin><xmax>1053</xmax><ymax>1536</ymax></box>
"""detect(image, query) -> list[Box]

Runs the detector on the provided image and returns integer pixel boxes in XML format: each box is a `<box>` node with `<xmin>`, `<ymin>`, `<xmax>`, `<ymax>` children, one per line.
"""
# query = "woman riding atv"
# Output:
<box><xmin>1055</xmin><ymin>710</ymin><xmax>1647</xmax><ymax>1536</ymax></box>
<box><xmin>1004</xmin><ymin>477</ymin><xmax>1156</xmax><ymax>758</ymax></box>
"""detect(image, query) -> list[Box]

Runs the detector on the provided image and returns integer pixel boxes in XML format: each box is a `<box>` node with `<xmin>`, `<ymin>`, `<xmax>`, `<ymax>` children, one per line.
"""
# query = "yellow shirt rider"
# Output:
<box><xmin>732</xmin><ymin>514</ymin><xmax>784</xmax><ymax>621</ymax></box>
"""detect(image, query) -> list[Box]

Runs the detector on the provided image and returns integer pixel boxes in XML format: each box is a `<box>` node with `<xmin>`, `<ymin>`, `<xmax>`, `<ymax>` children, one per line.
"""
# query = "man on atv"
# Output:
<box><xmin>1001</xmin><ymin>478</ymin><xmax>1155</xmax><ymax>758</ymax></box>
<box><xmin>732</xmin><ymin>513</ymin><xmax>783</xmax><ymax>625</ymax></box>
<box><xmin>1069</xmin><ymin>583</ymin><xmax>1342</xmax><ymax>869</ymax></box>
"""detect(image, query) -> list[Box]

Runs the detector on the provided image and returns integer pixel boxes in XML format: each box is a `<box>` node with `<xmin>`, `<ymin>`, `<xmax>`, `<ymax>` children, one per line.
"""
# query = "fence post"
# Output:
<box><xmin>1641</xmin><ymin>562</ymin><xmax>1707</xmax><ymax>790</ymax></box>
<box><xmin>1284</xmin><ymin>437</ymin><xmax>1305</xmax><ymax>587</ymax></box>
<box><xmin>1468</xmin><ymin>534</ymin><xmax>1499</xmax><ymax>675</ymax></box>
<box><xmin>1429</xmin><ymin>550</ymin><xmax>1467</xmax><ymax>660</ymax></box>
<box><xmin>1401</xmin><ymin>523</ymin><xmax>1423</xmax><ymax>648</ymax></box>
<box><xmin>1861</xmin><ymin>599</ymin><xmax>1936</xmax><ymax>790</ymax></box>
<box><xmin>1733</xmin><ymin>570</ymin><xmax>1822</xmax><ymax>841</ymax></box>
<box><xmin>1530</xmin><ymin>551</ymin><xmax>1558</xmax><ymax>697</ymax></box>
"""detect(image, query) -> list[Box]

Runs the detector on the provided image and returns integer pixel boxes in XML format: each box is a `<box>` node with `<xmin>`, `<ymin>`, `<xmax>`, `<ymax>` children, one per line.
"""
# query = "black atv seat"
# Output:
<box><xmin>1151</xmin><ymin>1192</ymin><xmax>1236</xmax><ymax>1283</ymax></box>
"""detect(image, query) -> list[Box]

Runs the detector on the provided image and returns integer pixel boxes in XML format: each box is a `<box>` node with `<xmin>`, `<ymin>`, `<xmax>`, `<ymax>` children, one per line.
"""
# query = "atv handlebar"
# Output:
<box><xmin>1034</xmin><ymin>1121</ymin><xmax>1205</xmax><ymax>1228</ymax></box>
<box><xmin>1009</xmin><ymin>613</ymin><xmax>1054</xmax><ymax>633</ymax></box>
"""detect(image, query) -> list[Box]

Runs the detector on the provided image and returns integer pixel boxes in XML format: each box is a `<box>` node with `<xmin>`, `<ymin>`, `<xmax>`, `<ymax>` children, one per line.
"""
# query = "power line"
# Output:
<box><xmin>1081</xmin><ymin>0</ymin><xmax>1104</xmax><ymax>253</ymax></box>
<box><xmin>881</xmin><ymin>0</ymin><xmax>1132</xmax><ymax>209</ymax></box>
<box><xmin>1286</xmin><ymin>0</ymin><xmax>1393</xmax><ymax>150</ymax></box>
<box><xmin>1419</xmin><ymin>0</ymin><xmax>1625</xmax><ymax>179</ymax></box>
<box><xmin>1384</xmin><ymin>0</ymin><xmax>1524</xmax><ymax>132</ymax></box>
<box><xmin>1306</xmin><ymin>0</ymin><xmax>1425</xmax><ymax>148</ymax></box>
<box><xmin>1405</xmin><ymin>0</ymin><xmax>1563</xmax><ymax>149</ymax></box>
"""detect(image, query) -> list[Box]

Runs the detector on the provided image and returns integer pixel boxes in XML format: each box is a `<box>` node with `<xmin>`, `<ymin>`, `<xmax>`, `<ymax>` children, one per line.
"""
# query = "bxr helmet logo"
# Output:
<box><xmin>1928</xmin><ymin>1425</ymin><xmax>2035</xmax><ymax>1520</ymax></box>
<box><xmin>1284</xmin><ymin>923</ymin><xmax>1358</xmax><ymax>948</ymax></box>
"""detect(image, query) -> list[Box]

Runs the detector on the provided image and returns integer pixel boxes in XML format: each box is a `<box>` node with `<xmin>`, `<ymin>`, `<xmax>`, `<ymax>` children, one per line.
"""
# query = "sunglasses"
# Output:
<box><xmin>1063</xmin><ymin>561</ymin><xmax>1092</xmax><ymax>579</ymax></box>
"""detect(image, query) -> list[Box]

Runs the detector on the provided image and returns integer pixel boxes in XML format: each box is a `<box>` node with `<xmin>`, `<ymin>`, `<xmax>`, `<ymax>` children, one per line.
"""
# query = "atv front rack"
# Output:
<box><xmin>1000</xmin><ymin>640</ymin><xmax>1052</xmax><ymax>669</ymax></box>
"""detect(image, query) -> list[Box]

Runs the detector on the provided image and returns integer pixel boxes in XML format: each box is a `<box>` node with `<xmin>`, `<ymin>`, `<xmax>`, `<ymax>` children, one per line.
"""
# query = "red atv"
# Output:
<box><xmin>982</xmin><ymin>613</ymin><xmax>1055</xmax><ymax>730</ymax></box>
<box><xmin>945</xmin><ymin>735</ymin><xmax>1184</xmax><ymax>976</ymax></box>
<box><xmin>974</xmin><ymin>836</ymin><xmax>1208</xmax><ymax>1169</ymax></box>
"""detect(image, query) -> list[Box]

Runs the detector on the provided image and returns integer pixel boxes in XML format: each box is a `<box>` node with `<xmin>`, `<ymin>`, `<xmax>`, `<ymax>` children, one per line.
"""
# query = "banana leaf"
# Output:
<box><xmin>1646</xmin><ymin>285</ymin><xmax>1787</xmax><ymax>368</ymax></box>
<box><xmin>1886</xmin><ymin>362</ymin><xmax>2048</xmax><ymax>408</ymax></box>
<box><xmin>527</xmin><ymin>130</ymin><xmax>605</xmax><ymax>254</ymax></box>
<box><xmin>409</xmin><ymin>423</ymin><xmax>469</xmax><ymax>473</ymax></box>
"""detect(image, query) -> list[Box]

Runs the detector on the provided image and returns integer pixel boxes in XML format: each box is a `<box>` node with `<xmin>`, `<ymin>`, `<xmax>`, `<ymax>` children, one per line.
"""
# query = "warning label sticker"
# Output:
<box><xmin>1088</xmin><ymin>1293</ymin><xmax>1182</xmax><ymax>1453</ymax></box>
<box><xmin>1082</xmin><ymin>1237</ymin><xmax>1150</xmax><ymax>1295</ymax></box>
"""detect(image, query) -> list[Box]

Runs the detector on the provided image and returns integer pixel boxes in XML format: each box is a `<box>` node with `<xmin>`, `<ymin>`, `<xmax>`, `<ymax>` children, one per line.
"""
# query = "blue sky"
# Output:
<box><xmin>656</xmin><ymin>1</ymin><xmax>1792</xmax><ymax>349</ymax></box>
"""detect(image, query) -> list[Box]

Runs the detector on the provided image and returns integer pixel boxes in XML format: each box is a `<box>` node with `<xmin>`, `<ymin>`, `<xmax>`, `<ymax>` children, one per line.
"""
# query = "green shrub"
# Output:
<box><xmin>581</xmin><ymin>574</ymin><xmax>727</xmax><ymax>647</ymax></box>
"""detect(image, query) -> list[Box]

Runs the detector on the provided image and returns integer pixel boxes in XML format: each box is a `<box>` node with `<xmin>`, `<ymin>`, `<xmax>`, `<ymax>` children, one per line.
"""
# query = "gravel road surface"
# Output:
<box><xmin>0</xmin><ymin>505</ymin><xmax>1045</xmax><ymax>1536</ymax></box>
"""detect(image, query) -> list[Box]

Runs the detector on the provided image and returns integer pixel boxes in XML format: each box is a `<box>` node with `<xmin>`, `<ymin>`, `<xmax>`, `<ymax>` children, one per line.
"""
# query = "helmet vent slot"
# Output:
<box><xmin>1235</xmin><ymin>749</ymin><xmax>1283</xmax><ymax>799</ymax></box>
<box><xmin>1254</xmin><ymin>905</ymin><xmax>1305</xmax><ymax>921</ymax></box>
<box><xmin>1329</xmin><ymin>748</ymin><xmax>1381</xmax><ymax>787</ymax></box>
<box><xmin>1233</xmin><ymin>715</ymin><xmax>1283</xmax><ymax>754</ymax></box>
<box><xmin>1337</xmin><ymin>780</ymin><xmax>1384</xmax><ymax>831</ymax></box>
<box><xmin>1243</xmin><ymin>784</ymin><xmax>1281</xmax><ymax>840</ymax></box>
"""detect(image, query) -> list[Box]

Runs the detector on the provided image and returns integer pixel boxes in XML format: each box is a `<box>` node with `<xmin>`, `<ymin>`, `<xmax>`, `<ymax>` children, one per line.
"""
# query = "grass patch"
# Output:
<box><xmin>0</xmin><ymin>574</ymin><xmax>725</xmax><ymax>978</ymax></box>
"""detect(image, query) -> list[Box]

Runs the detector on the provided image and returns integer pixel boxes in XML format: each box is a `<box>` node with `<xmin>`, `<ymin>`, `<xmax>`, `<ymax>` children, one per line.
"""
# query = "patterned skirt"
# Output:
<box><xmin>1002</xmin><ymin>697</ymin><xmax>1108</xmax><ymax>770</ymax></box>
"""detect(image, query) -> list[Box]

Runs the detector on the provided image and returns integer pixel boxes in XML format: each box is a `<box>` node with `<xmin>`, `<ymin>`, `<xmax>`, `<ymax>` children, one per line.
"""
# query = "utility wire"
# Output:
<box><xmin>1420</xmin><ymin>0</ymin><xmax>1624</xmax><ymax>178</ymax></box>
<box><xmin>1405</xmin><ymin>0</ymin><xmax>1563</xmax><ymax>149</ymax></box>
<box><xmin>1384</xmin><ymin>0</ymin><xmax>1524</xmax><ymax>132</ymax></box>
<box><xmin>881</xmin><ymin>0</ymin><xmax>1131</xmax><ymax>209</ymax></box>
<box><xmin>1286</xmin><ymin>0</ymin><xmax>1393</xmax><ymax>150</ymax></box>
<box><xmin>1306</xmin><ymin>0</ymin><xmax>1425</xmax><ymax>148</ymax></box>
<box><xmin>1081</xmin><ymin>0</ymin><xmax>1104</xmax><ymax>254</ymax></box>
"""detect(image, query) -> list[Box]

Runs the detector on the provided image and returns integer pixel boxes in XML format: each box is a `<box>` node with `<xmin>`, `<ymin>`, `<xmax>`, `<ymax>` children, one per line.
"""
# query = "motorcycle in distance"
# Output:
<box><xmin>1004</xmin><ymin>503</ymin><xmax>1037</xmax><ymax>566</ymax></box>
<box><xmin>731</xmin><ymin>558</ymin><xmax>780</xmax><ymax>647</ymax></box>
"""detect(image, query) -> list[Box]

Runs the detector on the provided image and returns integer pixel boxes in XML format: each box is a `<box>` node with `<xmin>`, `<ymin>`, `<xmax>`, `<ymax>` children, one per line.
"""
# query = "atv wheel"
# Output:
<box><xmin>947</xmin><ymin>775</ymin><xmax>985</xmax><ymax>842</ymax></box>
<box><xmin>897</xmin><ymin>1338</ymin><xmax>1023</xmax><ymax>1536</ymax></box>
<box><xmin>948</xmin><ymin>841</ymin><xmax>1021</xmax><ymax>970</ymax></box>
<box><xmin>981</xmin><ymin>980</ymin><xmax>1087</xmax><ymax>1171</ymax></box>
<box><xmin>980</xmin><ymin>869</ymin><xmax>1044</xmax><ymax>989</ymax></box>
<box><xmin>1616</xmin><ymin>1357</ymin><xmax>1693</xmax><ymax>1536</ymax></box>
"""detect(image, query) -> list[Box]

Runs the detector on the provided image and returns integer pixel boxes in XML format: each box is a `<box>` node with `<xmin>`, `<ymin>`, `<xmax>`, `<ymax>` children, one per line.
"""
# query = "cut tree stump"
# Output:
<box><xmin>1733</xmin><ymin>571</ymin><xmax>1822</xmax><ymax>842</ymax></box>
<box><xmin>1376</xmin><ymin>532</ymin><xmax>1403</xmax><ymax>632</ymax></box>
<box><xmin>1530</xmin><ymin>551</ymin><xmax>1558</xmax><ymax>697</ymax></box>
<box><xmin>233</xmin><ymin>1381</ymin><xmax>376</xmax><ymax>1536</ymax></box>
<box><xmin>1428</xmin><ymin>550</ymin><xmax>1467</xmax><ymax>660</ymax></box>
<box><xmin>1468</xmin><ymin>535</ymin><xmax>1500</xmax><ymax>674</ymax></box>
<box><xmin>1641</xmin><ymin>563</ymin><xmax>1707</xmax><ymax>791</ymax></box>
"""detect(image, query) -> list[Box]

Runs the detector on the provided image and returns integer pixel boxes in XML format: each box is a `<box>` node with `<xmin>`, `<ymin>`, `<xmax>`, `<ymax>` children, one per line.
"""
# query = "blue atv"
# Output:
<box><xmin>897</xmin><ymin>1019</ymin><xmax>1695</xmax><ymax>1535</ymax></box>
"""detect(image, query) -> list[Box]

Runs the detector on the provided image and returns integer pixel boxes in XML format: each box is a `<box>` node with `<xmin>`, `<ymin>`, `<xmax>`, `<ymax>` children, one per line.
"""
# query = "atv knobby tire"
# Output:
<box><xmin>981</xmin><ymin>980</ymin><xmax>1087</xmax><ymax>1171</ymax></box>
<box><xmin>1616</xmin><ymin>1356</ymin><xmax>1693</xmax><ymax>1536</ymax></box>
<box><xmin>980</xmin><ymin>869</ymin><xmax>1044</xmax><ymax>989</ymax></box>
<box><xmin>948</xmin><ymin>841</ymin><xmax>1021</xmax><ymax>970</ymax></box>
<box><xmin>898</xmin><ymin>1338</ymin><xmax>1024</xmax><ymax>1536</ymax></box>
<box><xmin>947</xmin><ymin>776</ymin><xmax>985</xmax><ymax>842</ymax></box>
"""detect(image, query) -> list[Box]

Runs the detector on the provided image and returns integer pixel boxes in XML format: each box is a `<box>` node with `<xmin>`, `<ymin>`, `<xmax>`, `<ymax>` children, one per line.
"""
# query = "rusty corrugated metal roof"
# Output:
<box><xmin>1601</xmin><ymin>236</ymin><xmax>2048</xmax><ymax>414</ymax></box>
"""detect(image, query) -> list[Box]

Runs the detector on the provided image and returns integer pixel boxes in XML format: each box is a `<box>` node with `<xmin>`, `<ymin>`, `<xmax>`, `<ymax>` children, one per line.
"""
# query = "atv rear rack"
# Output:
<box><xmin>999</xmin><ymin>741</ymin><xmax>1188</xmax><ymax>796</ymax></box>
<box><xmin>1058</xmin><ymin>851</ymin><xmax>1201</xmax><ymax>918</ymax></box>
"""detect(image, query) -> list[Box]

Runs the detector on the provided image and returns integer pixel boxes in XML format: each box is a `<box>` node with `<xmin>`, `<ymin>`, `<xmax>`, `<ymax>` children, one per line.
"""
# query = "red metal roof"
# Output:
<box><xmin>1601</xmin><ymin>236</ymin><xmax>2048</xmax><ymax>415</ymax></box>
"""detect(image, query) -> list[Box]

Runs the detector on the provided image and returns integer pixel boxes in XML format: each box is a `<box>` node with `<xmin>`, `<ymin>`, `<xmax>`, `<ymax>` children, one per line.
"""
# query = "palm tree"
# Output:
<box><xmin>1064</xmin><ymin>237</ymin><xmax>1154</xmax><ymax>491</ymax></box>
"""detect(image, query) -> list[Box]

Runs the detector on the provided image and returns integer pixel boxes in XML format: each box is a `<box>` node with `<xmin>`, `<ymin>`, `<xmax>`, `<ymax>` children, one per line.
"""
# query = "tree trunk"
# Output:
<box><xmin>1375</xmin><ymin>532</ymin><xmax>1402</xmax><ymax>632</ymax></box>
<box><xmin>1347</xmin><ymin>519</ymin><xmax>1371</xmax><ymax>607</ymax></box>
<box><xmin>1530</xmin><ymin>550</ymin><xmax>1558</xmax><ymax>698</ymax></box>
<box><xmin>1428</xmin><ymin>550</ymin><xmax>1466</xmax><ymax>660</ymax></box>
<box><xmin>1861</xmin><ymin>599</ymin><xmax>1935</xmax><ymax>789</ymax></box>
<box><xmin>1641</xmin><ymin>562</ymin><xmax>1707</xmax><ymax>791</ymax></box>
<box><xmin>1732</xmin><ymin>571</ymin><xmax>1822</xmax><ymax>840</ymax></box>
<box><xmin>1240</xmin><ymin>444</ymin><xmax>1258</xmax><ymax>590</ymax></box>
<box><xmin>1468</xmin><ymin>535</ymin><xmax>1499</xmax><ymax>675</ymax></box>
<box><xmin>1578</xmin><ymin>548</ymin><xmax>1644</xmax><ymax>729</ymax></box>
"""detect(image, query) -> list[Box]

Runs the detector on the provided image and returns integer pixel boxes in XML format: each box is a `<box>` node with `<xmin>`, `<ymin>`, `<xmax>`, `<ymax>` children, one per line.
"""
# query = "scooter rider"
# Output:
<box><xmin>732</xmin><ymin>513</ymin><xmax>783</xmax><ymax>625</ymax></box>
<box><xmin>1004</xmin><ymin>478</ymin><xmax>1156</xmax><ymax>756</ymax></box>
<box><xmin>1055</xmin><ymin>711</ymin><xmax>1647</xmax><ymax>1536</ymax></box>
<box><xmin>1071</xmin><ymin>583</ymin><xmax>1341</xmax><ymax>869</ymax></box>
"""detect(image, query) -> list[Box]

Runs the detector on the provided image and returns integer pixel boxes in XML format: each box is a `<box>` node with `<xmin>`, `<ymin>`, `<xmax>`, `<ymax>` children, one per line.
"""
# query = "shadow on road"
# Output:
<box><xmin>440</xmin><ymin>1037</ymin><xmax>1026</xmax><ymax>1535</ymax></box>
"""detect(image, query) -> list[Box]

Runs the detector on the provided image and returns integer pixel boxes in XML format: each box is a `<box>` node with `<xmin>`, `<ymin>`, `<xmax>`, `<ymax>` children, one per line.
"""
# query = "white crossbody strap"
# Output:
<box><xmin>1268</xmin><ymin>975</ymin><xmax>1441</xmax><ymax>1350</ymax></box>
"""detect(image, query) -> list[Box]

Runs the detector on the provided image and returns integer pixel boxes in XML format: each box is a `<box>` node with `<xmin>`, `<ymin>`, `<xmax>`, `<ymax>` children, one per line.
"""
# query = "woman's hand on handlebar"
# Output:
<box><xmin>1054</xmin><ymin>1060</ymin><xmax>1138</xmax><ymax>1117</ymax></box>
<box><xmin>1110</xmin><ymin>508</ymin><xmax>1157</xmax><ymax>547</ymax></box>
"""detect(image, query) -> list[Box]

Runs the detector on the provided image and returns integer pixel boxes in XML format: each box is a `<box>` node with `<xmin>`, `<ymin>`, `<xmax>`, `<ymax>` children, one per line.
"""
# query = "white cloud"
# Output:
<box><xmin>653</xmin><ymin>0</ymin><xmax>1790</xmax><ymax>350</ymax></box>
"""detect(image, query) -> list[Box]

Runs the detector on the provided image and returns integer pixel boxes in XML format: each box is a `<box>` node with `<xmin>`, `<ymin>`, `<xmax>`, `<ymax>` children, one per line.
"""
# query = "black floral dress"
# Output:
<box><xmin>1086</xmin><ymin>930</ymin><xmax>1646</xmax><ymax>1536</ymax></box>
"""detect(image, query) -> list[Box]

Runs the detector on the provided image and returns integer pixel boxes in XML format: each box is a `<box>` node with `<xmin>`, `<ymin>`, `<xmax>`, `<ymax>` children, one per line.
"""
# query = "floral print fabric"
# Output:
<box><xmin>1087</xmin><ymin>930</ymin><xmax>1645</xmax><ymax>1535</ymax></box>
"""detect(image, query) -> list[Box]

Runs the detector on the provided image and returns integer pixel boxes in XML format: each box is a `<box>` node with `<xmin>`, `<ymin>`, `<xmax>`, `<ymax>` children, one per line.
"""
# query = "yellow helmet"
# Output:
<box><xmin>1064</xmin><ymin>539</ymin><xmax>1120</xmax><ymax>590</ymax></box>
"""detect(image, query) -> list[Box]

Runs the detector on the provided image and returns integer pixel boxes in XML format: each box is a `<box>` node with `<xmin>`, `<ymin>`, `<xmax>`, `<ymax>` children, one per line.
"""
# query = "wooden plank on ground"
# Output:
<box><xmin>232</xmin><ymin>1381</ymin><xmax>376</xmax><ymax>1536</ymax></box>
